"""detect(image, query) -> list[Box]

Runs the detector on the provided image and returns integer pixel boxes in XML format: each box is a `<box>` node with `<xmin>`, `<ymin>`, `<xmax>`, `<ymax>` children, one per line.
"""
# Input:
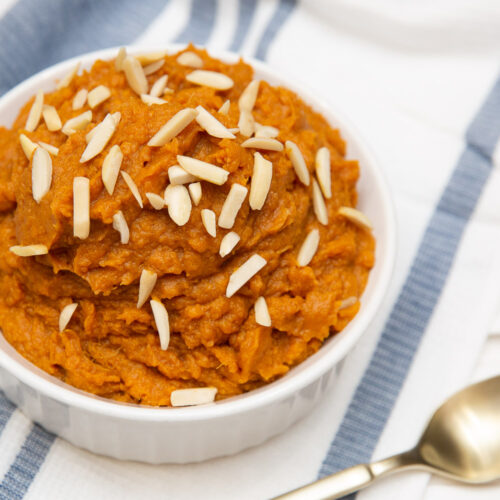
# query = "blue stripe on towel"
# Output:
<box><xmin>319</xmin><ymin>75</ymin><xmax>500</xmax><ymax>487</ymax></box>
<box><xmin>229</xmin><ymin>0</ymin><xmax>258</xmax><ymax>52</ymax></box>
<box><xmin>0</xmin><ymin>392</ymin><xmax>16</xmax><ymax>438</ymax></box>
<box><xmin>0</xmin><ymin>424</ymin><xmax>55</xmax><ymax>500</ymax></box>
<box><xmin>254</xmin><ymin>0</ymin><xmax>297</xmax><ymax>60</ymax></box>
<box><xmin>0</xmin><ymin>0</ymin><xmax>172</xmax><ymax>96</ymax></box>
<box><xmin>174</xmin><ymin>0</ymin><xmax>217</xmax><ymax>45</ymax></box>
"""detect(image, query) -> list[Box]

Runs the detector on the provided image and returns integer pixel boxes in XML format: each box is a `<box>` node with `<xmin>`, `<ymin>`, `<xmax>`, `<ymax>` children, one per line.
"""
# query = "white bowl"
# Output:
<box><xmin>0</xmin><ymin>46</ymin><xmax>396</xmax><ymax>464</ymax></box>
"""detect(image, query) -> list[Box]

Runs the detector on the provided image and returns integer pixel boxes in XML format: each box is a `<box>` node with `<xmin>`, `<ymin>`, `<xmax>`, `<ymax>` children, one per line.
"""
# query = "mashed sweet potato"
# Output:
<box><xmin>0</xmin><ymin>47</ymin><xmax>374</xmax><ymax>406</ymax></box>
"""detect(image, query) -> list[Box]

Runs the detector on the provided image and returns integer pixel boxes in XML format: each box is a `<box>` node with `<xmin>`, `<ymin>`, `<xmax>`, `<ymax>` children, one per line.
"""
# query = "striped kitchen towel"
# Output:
<box><xmin>2</xmin><ymin>1</ymin><xmax>500</xmax><ymax>499</ymax></box>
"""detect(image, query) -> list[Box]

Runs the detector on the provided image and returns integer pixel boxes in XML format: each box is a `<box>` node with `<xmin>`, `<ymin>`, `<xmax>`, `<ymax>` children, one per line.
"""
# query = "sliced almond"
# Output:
<box><xmin>339</xmin><ymin>296</ymin><xmax>357</xmax><ymax>311</ymax></box>
<box><xmin>241</xmin><ymin>137</ymin><xmax>283</xmax><ymax>151</ymax></box>
<box><xmin>121</xmin><ymin>171</ymin><xmax>143</xmax><ymax>208</ymax></box>
<box><xmin>32</xmin><ymin>147</ymin><xmax>52</xmax><ymax>203</ymax></box>
<box><xmin>286</xmin><ymin>140</ymin><xmax>310</xmax><ymax>186</ymax></box>
<box><xmin>9</xmin><ymin>244</ymin><xmax>48</xmax><ymax>257</ymax></box>
<box><xmin>254</xmin><ymin>123</ymin><xmax>279</xmax><ymax>139</ymax></box>
<box><xmin>136</xmin><ymin>51</ymin><xmax>167</xmax><ymax>65</ymax></box>
<box><xmin>62</xmin><ymin>110</ymin><xmax>92</xmax><ymax>136</ymax></box>
<box><xmin>195</xmin><ymin>105</ymin><xmax>235</xmax><ymax>139</ymax></box>
<box><xmin>168</xmin><ymin>165</ymin><xmax>198</xmax><ymax>185</ymax></box>
<box><xmin>137</xmin><ymin>269</ymin><xmax>157</xmax><ymax>308</ymax></box>
<box><xmin>143</xmin><ymin>59</ymin><xmax>164</xmax><ymax>76</ymax></box>
<box><xmin>112</xmin><ymin>210</ymin><xmax>130</xmax><ymax>244</ymax></box>
<box><xmin>38</xmin><ymin>142</ymin><xmax>59</xmax><ymax>156</ymax></box>
<box><xmin>238</xmin><ymin>109</ymin><xmax>254</xmax><ymax>137</ymax></box>
<box><xmin>254</xmin><ymin>296</ymin><xmax>271</xmax><ymax>327</ymax></box>
<box><xmin>150</xmin><ymin>299</ymin><xmax>170</xmax><ymax>350</ymax></box>
<box><xmin>228</xmin><ymin>127</ymin><xmax>239</xmax><ymax>134</ymax></box>
<box><xmin>19</xmin><ymin>134</ymin><xmax>37</xmax><ymax>159</ymax></box>
<box><xmin>42</xmin><ymin>105</ymin><xmax>62</xmax><ymax>131</ymax></box>
<box><xmin>80</xmin><ymin>113</ymin><xmax>117</xmax><ymax>163</ymax></box>
<box><xmin>87</xmin><ymin>85</ymin><xmax>111</xmax><ymax>109</ymax></box>
<box><xmin>145</xmin><ymin>192</ymin><xmax>165</xmax><ymax>210</ymax></box>
<box><xmin>59</xmin><ymin>303</ymin><xmax>78</xmax><ymax>332</ymax></box>
<box><xmin>315</xmin><ymin>147</ymin><xmax>332</xmax><ymax>199</ymax></box>
<box><xmin>171</xmin><ymin>387</ymin><xmax>217</xmax><ymax>407</ymax></box>
<box><xmin>167</xmin><ymin>185</ymin><xmax>191</xmax><ymax>226</ymax></box>
<box><xmin>226</xmin><ymin>254</ymin><xmax>267</xmax><ymax>298</ymax></box>
<box><xmin>219</xmin><ymin>231</ymin><xmax>240</xmax><ymax>257</ymax></box>
<box><xmin>218</xmin><ymin>100</ymin><xmax>230</xmax><ymax>115</ymax></box>
<box><xmin>177</xmin><ymin>51</ymin><xmax>203</xmax><ymax>68</ymax></box>
<box><xmin>25</xmin><ymin>90</ymin><xmax>44</xmax><ymax>132</ymax></box>
<box><xmin>56</xmin><ymin>62</ymin><xmax>79</xmax><ymax>89</ymax></box>
<box><xmin>239</xmin><ymin>80</ymin><xmax>260</xmax><ymax>112</ymax></box>
<box><xmin>297</xmin><ymin>228</ymin><xmax>320</xmax><ymax>267</ymax></box>
<box><xmin>218</xmin><ymin>183</ymin><xmax>248</xmax><ymax>229</ymax></box>
<box><xmin>123</xmin><ymin>55</ymin><xmax>148</xmax><ymax>95</ymax></box>
<box><xmin>188</xmin><ymin>182</ymin><xmax>202</xmax><ymax>206</ymax></box>
<box><xmin>140</xmin><ymin>94</ymin><xmax>166</xmax><ymax>106</ymax></box>
<box><xmin>312</xmin><ymin>179</ymin><xmax>328</xmax><ymax>226</ymax></box>
<box><xmin>148</xmin><ymin>108</ymin><xmax>197</xmax><ymax>147</ymax></box>
<box><xmin>73</xmin><ymin>177</ymin><xmax>90</xmax><ymax>239</ymax></box>
<box><xmin>72</xmin><ymin>88</ymin><xmax>88</xmax><ymax>110</ymax></box>
<box><xmin>186</xmin><ymin>70</ymin><xmax>234</xmax><ymax>90</ymax></box>
<box><xmin>102</xmin><ymin>145</ymin><xmax>123</xmax><ymax>195</ymax></box>
<box><xmin>249</xmin><ymin>153</ymin><xmax>272</xmax><ymax>211</ymax></box>
<box><xmin>177</xmin><ymin>155</ymin><xmax>228</xmax><ymax>185</ymax></box>
<box><xmin>201</xmin><ymin>209</ymin><xmax>216</xmax><ymax>237</ymax></box>
<box><xmin>338</xmin><ymin>206</ymin><xmax>373</xmax><ymax>231</ymax></box>
<box><xmin>163</xmin><ymin>88</ymin><xmax>174</xmax><ymax>96</ymax></box>
<box><xmin>150</xmin><ymin>75</ymin><xmax>168</xmax><ymax>98</ymax></box>
<box><xmin>85</xmin><ymin>112</ymin><xmax>120</xmax><ymax>143</ymax></box>
<box><xmin>115</xmin><ymin>47</ymin><xmax>127</xmax><ymax>71</ymax></box>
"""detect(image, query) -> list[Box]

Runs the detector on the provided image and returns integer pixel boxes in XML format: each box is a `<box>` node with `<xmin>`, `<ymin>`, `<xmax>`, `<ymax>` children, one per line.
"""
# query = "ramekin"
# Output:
<box><xmin>0</xmin><ymin>46</ymin><xmax>396</xmax><ymax>464</ymax></box>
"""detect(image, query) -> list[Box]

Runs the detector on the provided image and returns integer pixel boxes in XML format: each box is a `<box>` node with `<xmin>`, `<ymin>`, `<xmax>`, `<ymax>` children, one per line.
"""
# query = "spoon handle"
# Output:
<box><xmin>273</xmin><ymin>449</ymin><xmax>420</xmax><ymax>500</ymax></box>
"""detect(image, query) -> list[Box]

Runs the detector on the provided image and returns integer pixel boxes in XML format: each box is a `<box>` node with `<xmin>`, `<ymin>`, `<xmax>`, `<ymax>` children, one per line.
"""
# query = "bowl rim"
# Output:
<box><xmin>0</xmin><ymin>45</ymin><xmax>397</xmax><ymax>422</ymax></box>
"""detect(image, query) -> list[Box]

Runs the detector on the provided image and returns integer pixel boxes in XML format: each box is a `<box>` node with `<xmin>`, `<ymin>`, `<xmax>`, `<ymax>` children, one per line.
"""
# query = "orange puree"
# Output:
<box><xmin>0</xmin><ymin>47</ymin><xmax>374</xmax><ymax>406</ymax></box>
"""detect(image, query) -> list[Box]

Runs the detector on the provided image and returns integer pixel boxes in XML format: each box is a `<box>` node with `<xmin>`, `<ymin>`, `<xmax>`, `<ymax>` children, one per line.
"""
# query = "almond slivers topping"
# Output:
<box><xmin>140</xmin><ymin>94</ymin><xmax>166</xmax><ymax>106</ymax></box>
<box><xmin>59</xmin><ymin>303</ymin><xmax>78</xmax><ymax>332</ymax></box>
<box><xmin>238</xmin><ymin>109</ymin><xmax>254</xmax><ymax>137</ymax></box>
<box><xmin>42</xmin><ymin>105</ymin><xmax>62</xmax><ymax>131</ymax></box>
<box><xmin>56</xmin><ymin>62</ymin><xmax>80</xmax><ymax>89</ymax></box>
<box><xmin>254</xmin><ymin>296</ymin><xmax>271</xmax><ymax>327</ymax></box>
<box><xmin>9</xmin><ymin>244</ymin><xmax>48</xmax><ymax>257</ymax></box>
<box><xmin>171</xmin><ymin>387</ymin><xmax>217</xmax><ymax>407</ymax></box>
<box><xmin>285</xmin><ymin>140</ymin><xmax>310</xmax><ymax>186</ymax></box>
<box><xmin>249</xmin><ymin>152</ymin><xmax>272</xmax><ymax>210</ymax></box>
<box><xmin>137</xmin><ymin>269</ymin><xmax>157</xmax><ymax>308</ymax></box>
<box><xmin>219</xmin><ymin>231</ymin><xmax>240</xmax><ymax>257</ymax></box>
<box><xmin>338</xmin><ymin>206</ymin><xmax>373</xmax><ymax>231</ymax></box>
<box><xmin>167</xmin><ymin>185</ymin><xmax>192</xmax><ymax>226</ymax></box>
<box><xmin>112</xmin><ymin>210</ymin><xmax>130</xmax><ymax>244</ymax></box>
<box><xmin>87</xmin><ymin>85</ymin><xmax>111</xmax><ymax>108</ymax></box>
<box><xmin>177</xmin><ymin>51</ymin><xmax>203</xmax><ymax>68</ymax></box>
<box><xmin>80</xmin><ymin>113</ymin><xmax>117</xmax><ymax>163</ymax></box>
<box><xmin>121</xmin><ymin>171</ymin><xmax>143</xmax><ymax>208</ymax></box>
<box><xmin>151</xmin><ymin>299</ymin><xmax>170</xmax><ymax>350</ymax></box>
<box><xmin>218</xmin><ymin>100</ymin><xmax>230</xmax><ymax>115</ymax></box>
<box><xmin>136</xmin><ymin>51</ymin><xmax>167</xmax><ymax>65</ymax></box>
<box><xmin>102</xmin><ymin>145</ymin><xmax>123</xmax><ymax>195</ymax></box>
<box><xmin>73</xmin><ymin>177</ymin><xmax>90</xmax><ymax>239</ymax></box>
<box><xmin>115</xmin><ymin>47</ymin><xmax>127</xmax><ymax>71</ymax></box>
<box><xmin>149</xmin><ymin>75</ymin><xmax>168</xmax><ymax>98</ymax></box>
<box><xmin>254</xmin><ymin>123</ymin><xmax>279</xmax><ymax>139</ymax></box>
<box><xmin>188</xmin><ymin>182</ymin><xmax>202</xmax><ymax>206</ymax></box>
<box><xmin>72</xmin><ymin>89</ymin><xmax>88</xmax><ymax>110</ymax></box>
<box><xmin>62</xmin><ymin>110</ymin><xmax>92</xmax><ymax>135</ymax></box>
<box><xmin>297</xmin><ymin>228</ymin><xmax>320</xmax><ymax>267</ymax></box>
<box><xmin>186</xmin><ymin>70</ymin><xmax>234</xmax><ymax>90</ymax></box>
<box><xmin>177</xmin><ymin>155</ymin><xmax>229</xmax><ymax>185</ymax></box>
<box><xmin>241</xmin><ymin>137</ymin><xmax>283</xmax><ymax>151</ymax></box>
<box><xmin>201</xmin><ymin>209</ymin><xmax>217</xmax><ymax>237</ymax></box>
<box><xmin>312</xmin><ymin>179</ymin><xmax>328</xmax><ymax>226</ymax></box>
<box><xmin>239</xmin><ymin>80</ymin><xmax>260</xmax><ymax>112</ymax></box>
<box><xmin>145</xmin><ymin>192</ymin><xmax>165</xmax><ymax>210</ymax></box>
<box><xmin>123</xmin><ymin>55</ymin><xmax>148</xmax><ymax>95</ymax></box>
<box><xmin>226</xmin><ymin>254</ymin><xmax>267</xmax><ymax>298</ymax></box>
<box><xmin>218</xmin><ymin>183</ymin><xmax>248</xmax><ymax>229</ymax></box>
<box><xmin>19</xmin><ymin>134</ymin><xmax>37</xmax><ymax>159</ymax></box>
<box><xmin>143</xmin><ymin>59</ymin><xmax>164</xmax><ymax>76</ymax></box>
<box><xmin>25</xmin><ymin>90</ymin><xmax>44</xmax><ymax>132</ymax></box>
<box><xmin>32</xmin><ymin>147</ymin><xmax>52</xmax><ymax>203</ymax></box>
<box><xmin>148</xmin><ymin>108</ymin><xmax>198</xmax><ymax>147</ymax></box>
<box><xmin>339</xmin><ymin>296</ymin><xmax>357</xmax><ymax>311</ymax></box>
<box><xmin>38</xmin><ymin>142</ymin><xmax>59</xmax><ymax>156</ymax></box>
<box><xmin>315</xmin><ymin>147</ymin><xmax>332</xmax><ymax>199</ymax></box>
<box><xmin>195</xmin><ymin>105</ymin><xmax>235</xmax><ymax>139</ymax></box>
<box><xmin>168</xmin><ymin>165</ymin><xmax>198</xmax><ymax>185</ymax></box>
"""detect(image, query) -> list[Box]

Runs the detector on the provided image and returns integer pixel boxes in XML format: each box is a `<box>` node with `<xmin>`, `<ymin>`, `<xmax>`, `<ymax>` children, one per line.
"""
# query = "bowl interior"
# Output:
<box><xmin>0</xmin><ymin>46</ymin><xmax>396</xmax><ymax>420</ymax></box>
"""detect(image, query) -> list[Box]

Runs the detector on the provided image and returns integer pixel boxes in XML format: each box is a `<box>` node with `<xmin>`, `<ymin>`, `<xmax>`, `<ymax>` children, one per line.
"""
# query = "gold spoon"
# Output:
<box><xmin>274</xmin><ymin>375</ymin><xmax>500</xmax><ymax>499</ymax></box>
